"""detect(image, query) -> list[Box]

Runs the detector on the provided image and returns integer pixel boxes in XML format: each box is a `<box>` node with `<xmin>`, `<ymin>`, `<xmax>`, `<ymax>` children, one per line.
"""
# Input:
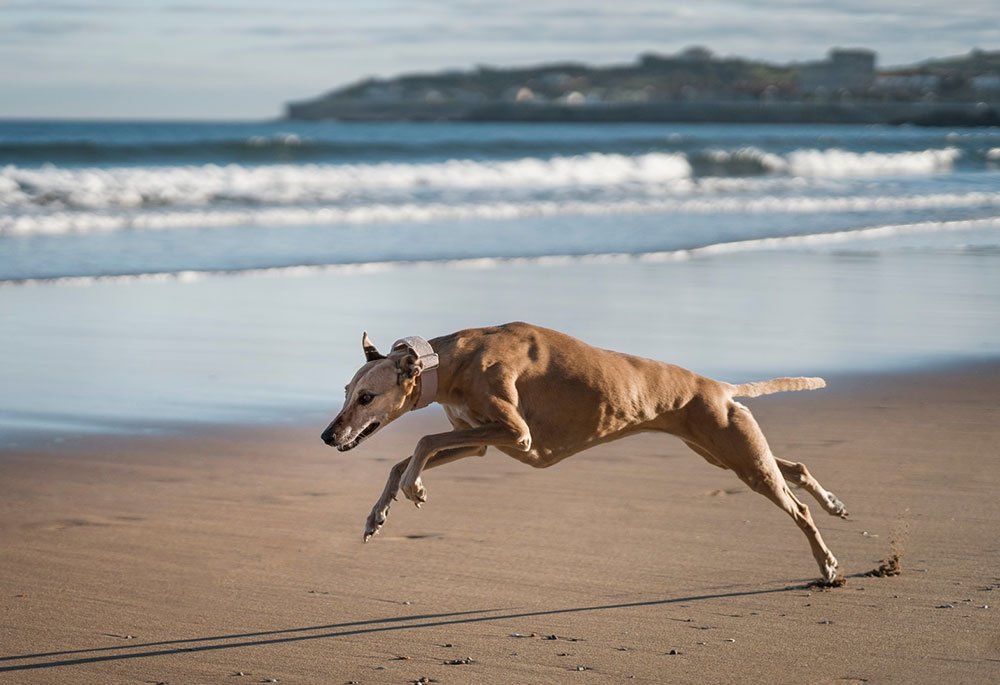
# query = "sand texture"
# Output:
<box><xmin>2</xmin><ymin>364</ymin><xmax>999</xmax><ymax>683</ymax></box>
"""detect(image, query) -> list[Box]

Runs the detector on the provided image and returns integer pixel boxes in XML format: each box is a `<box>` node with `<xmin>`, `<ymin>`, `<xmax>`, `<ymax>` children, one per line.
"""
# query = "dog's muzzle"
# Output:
<box><xmin>321</xmin><ymin>421</ymin><xmax>380</xmax><ymax>451</ymax></box>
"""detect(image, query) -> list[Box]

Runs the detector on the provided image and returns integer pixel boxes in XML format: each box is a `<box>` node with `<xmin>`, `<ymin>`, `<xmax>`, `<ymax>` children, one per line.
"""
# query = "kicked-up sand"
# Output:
<box><xmin>1</xmin><ymin>362</ymin><xmax>999</xmax><ymax>683</ymax></box>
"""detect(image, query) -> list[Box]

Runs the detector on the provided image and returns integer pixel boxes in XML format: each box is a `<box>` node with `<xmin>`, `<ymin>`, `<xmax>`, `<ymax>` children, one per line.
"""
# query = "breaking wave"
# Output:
<box><xmin>782</xmin><ymin>147</ymin><xmax>961</xmax><ymax>177</ymax></box>
<box><xmin>0</xmin><ymin>152</ymin><xmax>693</xmax><ymax>211</ymax></box>
<box><xmin>1</xmin><ymin>147</ymin><xmax>963</xmax><ymax>213</ymax></box>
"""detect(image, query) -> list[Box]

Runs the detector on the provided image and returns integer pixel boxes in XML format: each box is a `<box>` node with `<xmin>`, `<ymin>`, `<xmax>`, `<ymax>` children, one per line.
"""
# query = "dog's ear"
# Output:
<box><xmin>362</xmin><ymin>331</ymin><xmax>385</xmax><ymax>362</ymax></box>
<box><xmin>396</xmin><ymin>349</ymin><xmax>423</xmax><ymax>380</ymax></box>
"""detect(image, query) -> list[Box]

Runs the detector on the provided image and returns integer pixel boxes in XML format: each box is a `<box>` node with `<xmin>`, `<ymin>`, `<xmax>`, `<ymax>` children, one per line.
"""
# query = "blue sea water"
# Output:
<box><xmin>1</xmin><ymin>120</ymin><xmax>999</xmax><ymax>438</ymax></box>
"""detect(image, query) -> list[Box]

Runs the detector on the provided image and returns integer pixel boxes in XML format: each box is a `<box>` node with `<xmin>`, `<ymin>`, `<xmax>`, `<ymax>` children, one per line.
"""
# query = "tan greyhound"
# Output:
<box><xmin>321</xmin><ymin>322</ymin><xmax>848</xmax><ymax>584</ymax></box>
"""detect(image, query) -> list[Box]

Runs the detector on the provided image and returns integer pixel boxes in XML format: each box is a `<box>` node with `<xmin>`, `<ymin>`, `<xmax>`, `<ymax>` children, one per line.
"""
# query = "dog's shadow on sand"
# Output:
<box><xmin>0</xmin><ymin>579</ymin><xmax>856</xmax><ymax>672</ymax></box>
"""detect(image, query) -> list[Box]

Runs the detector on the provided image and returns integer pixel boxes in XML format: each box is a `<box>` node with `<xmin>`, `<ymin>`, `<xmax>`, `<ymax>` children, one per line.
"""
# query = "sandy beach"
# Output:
<box><xmin>2</xmin><ymin>361</ymin><xmax>998</xmax><ymax>684</ymax></box>
<box><xmin>5</xmin><ymin>20</ymin><xmax>1000</xmax><ymax>685</ymax></box>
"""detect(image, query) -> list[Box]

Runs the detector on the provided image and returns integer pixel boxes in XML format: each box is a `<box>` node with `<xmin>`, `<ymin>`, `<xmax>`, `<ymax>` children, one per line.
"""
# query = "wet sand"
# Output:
<box><xmin>1</xmin><ymin>363</ymin><xmax>999</xmax><ymax>683</ymax></box>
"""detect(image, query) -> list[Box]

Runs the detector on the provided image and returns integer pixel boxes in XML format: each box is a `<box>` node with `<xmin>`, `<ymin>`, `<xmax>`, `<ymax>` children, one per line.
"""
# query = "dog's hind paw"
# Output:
<box><xmin>822</xmin><ymin>555</ymin><xmax>841</xmax><ymax>585</ymax></box>
<box><xmin>806</xmin><ymin>556</ymin><xmax>844</xmax><ymax>588</ymax></box>
<box><xmin>808</xmin><ymin>574</ymin><xmax>846</xmax><ymax>589</ymax></box>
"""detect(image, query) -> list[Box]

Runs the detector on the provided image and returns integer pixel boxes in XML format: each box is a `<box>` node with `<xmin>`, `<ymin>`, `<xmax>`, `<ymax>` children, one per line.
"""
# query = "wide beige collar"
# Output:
<box><xmin>391</xmin><ymin>336</ymin><xmax>439</xmax><ymax>410</ymax></box>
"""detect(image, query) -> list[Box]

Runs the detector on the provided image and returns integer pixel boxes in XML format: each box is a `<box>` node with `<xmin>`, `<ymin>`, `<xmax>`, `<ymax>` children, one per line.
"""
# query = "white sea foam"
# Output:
<box><xmin>0</xmin><ymin>147</ymin><xmax>965</xmax><ymax>217</ymax></box>
<box><xmin>0</xmin><ymin>152</ymin><xmax>694</xmax><ymax>210</ymax></box>
<box><xmin>5</xmin><ymin>191</ymin><xmax>1000</xmax><ymax>236</ymax></box>
<box><xmin>987</xmin><ymin>148</ymin><xmax>1000</xmax><ymax>161</ymax></box>
<box><xmin>247</xmin><ymin>133</ymin><xmax>303</xmax><ymax>147</ymax></box>
<box><xmin>7</xmin><ymin>216</ymin><xmax>997</xmax><ymax>288</ymax></box>
<box><xmin>649</xmin><ymin>216</ymin><xmax>1000</xmax><ymax>259</ymax></box>
<box><xmin>784</xmin><ymin>147</ymin><xmax>960</xmax><ymax>177</ymax></box>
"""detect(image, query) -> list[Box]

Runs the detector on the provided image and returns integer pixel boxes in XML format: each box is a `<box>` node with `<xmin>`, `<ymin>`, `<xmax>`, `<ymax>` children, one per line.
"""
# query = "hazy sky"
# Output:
<box><xmin>1</xmin><ymin>0</ymin><xmax>996</xmax><ymax>119</ymax></box>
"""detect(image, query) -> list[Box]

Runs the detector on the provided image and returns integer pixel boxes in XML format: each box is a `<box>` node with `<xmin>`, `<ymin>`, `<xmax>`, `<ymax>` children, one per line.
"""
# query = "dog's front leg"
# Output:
<box><xmin>399</xmin><ymin>421</ymin><xmax>529</xmax><ymax>505</ymax></box>
<box><xmin>364</xmin><ymin>457</ymin><xmax>409</xmax><ymax>542</ymax></box>
<box><xmin>364</xmin><ymin>445</ymin><xmax>488</xmax><ymax>541</ymax></box>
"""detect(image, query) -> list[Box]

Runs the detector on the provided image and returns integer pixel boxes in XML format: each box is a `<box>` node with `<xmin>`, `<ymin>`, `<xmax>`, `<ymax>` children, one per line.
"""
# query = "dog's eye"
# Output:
<box><xmin>358</xmin><ymin>392</ymin><xmax>375</xmax><ymax>406</ymax></box>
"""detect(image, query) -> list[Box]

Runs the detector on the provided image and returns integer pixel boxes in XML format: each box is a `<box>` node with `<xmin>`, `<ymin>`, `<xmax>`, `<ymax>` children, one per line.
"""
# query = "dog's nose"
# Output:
<box><xmin>321</xmin><ymin>418</ymin><xmax>342</xmax><ymax>446</ymax></box>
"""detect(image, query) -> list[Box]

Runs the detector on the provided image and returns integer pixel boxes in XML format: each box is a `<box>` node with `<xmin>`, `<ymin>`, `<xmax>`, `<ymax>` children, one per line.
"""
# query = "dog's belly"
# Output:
<box><xmin>442</xmin><ymin>388</ymin><xmax>667</xmax><ymax>468</ymax></box>
<box><xmin>495</xmin><ymin>427</ymin><xmax>649</xmax><ymax>467</ymax></box>
<box><xmin>495</xmin><ymin>441</ymin><xmax>578</xmax><ymax>466</ymax></box>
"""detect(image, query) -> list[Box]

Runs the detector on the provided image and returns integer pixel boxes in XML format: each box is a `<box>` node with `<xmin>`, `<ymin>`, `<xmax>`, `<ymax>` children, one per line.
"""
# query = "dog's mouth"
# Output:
<box><xmin>336</xmin><ymin>421</ymin><xmax>381</xmax><ymax>452</ymax></box>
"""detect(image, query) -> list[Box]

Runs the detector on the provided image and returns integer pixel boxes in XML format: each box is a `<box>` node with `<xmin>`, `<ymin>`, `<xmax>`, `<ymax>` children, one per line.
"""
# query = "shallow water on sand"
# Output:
<box><xmin>1</xmin><ymin>247</ymin><xmax>998</xmax><ymax>439</ymax></box>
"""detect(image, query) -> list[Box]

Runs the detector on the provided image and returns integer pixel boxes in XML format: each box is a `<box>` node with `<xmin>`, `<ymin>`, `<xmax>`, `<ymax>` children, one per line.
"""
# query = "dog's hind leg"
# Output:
<box><xmin>774</xmin><ymin>457</ymin><xmax>848</xmax><ymax>519</ymax></box>
<box><xmin>747</xmin><ymin>472</ymin><xmax>840</xmax><ymax>584</ymax></box>
<box><xmin>363</xmin><ymin>445</ymin><xmax>486</xmax><ymax>542</ymax></box>
<box><xmin>689</xmin><ymin>400</ymin><xmax>840</xmax><ymax>584</ymax></box>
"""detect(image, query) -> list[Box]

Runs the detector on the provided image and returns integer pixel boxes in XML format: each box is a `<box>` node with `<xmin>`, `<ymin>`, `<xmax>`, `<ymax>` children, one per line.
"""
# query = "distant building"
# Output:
<box><xmin>512</xmin><ymin>87</ymin><xmax>536</xmax><ymax>102</ymax></box>
<box><xmin>561</xmin><ymin>91</ymin><xmax>587</xmax><ymax>105</ymax></box>
<box><xmin>800</xmin><ymin>48</ymin><xmax>876</xmax><ymax>93</ymax></box>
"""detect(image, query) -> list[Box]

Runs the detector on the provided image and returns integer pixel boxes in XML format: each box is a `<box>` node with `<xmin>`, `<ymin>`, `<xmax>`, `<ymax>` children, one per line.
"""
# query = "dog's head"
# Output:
<box><xmin>320</xmin><ymin>332</ymin><xmax>425</xmax><ymax>451</ymax></box>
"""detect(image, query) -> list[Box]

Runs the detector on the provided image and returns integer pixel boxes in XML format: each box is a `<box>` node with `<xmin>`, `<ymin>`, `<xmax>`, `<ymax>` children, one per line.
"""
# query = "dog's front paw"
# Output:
<box><xmin>400</xmin><ymin>476</ymin><xmax>427</xmax><ymax>507</ymax></box>
<box><xmin>364</xmin><ymin>502</ymin><xmax>390</xmax><ymax>542</ymax></box>
<box><xmin>825</xmin><ymin>491</ymin><xmax>849</xmax><ymax>519</ymax></box>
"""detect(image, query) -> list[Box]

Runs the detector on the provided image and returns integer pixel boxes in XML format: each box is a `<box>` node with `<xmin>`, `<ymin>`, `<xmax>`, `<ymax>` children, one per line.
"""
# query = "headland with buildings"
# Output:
<box><xmin>285</xmin><ymin>47</ymin><xmax>1000</xmax><ymax>126</ymax></box>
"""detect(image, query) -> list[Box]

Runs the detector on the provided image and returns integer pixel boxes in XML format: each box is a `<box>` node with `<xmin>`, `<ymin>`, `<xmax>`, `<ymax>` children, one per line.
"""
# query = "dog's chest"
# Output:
<box><xmin>442</xmin><ymin>403</ymin><xmax>483</xmax><ymax>428</ymax></box>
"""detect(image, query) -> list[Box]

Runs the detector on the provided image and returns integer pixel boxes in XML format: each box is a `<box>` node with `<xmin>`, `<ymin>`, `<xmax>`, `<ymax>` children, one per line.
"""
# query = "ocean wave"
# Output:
<box><xmin>0</xmin><ymin>153</ymin><xmax>694</xmax><ymax>210</ymax></box>
<box><xmin>0</xmin><ymin>147</ymin><xmax>967</xmax><ymax>214</ymax></box>
<box><xmin>4</xmin><ymin>191</ymin><xmax>1000</xmax><ymax>236</ymax></box>
<box><xmin>6</xmin><ymin>216</ymin><xmax>998</xmax><ymax>287</ymax></box>
<box><xmin>691</xmin><ymin>146</ymin><xmax>787</xmax><ymax>175</ymax></box>
<box><xmin>783</xmin><ymin>147</ymin><xmax>960</xmax><ymax>176</ymax></box>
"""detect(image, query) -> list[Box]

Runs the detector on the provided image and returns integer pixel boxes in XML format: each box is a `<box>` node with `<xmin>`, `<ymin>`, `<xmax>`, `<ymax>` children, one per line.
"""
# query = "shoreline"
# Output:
<box><xmin>2</xmin><ymin>357</ymin><xmax>999</xmax><ymax>683</ymax></box>
<box><xmin>4</xmin><ymin>355</ymin><xmax>1000</xmax><ymax>454</ymax></box>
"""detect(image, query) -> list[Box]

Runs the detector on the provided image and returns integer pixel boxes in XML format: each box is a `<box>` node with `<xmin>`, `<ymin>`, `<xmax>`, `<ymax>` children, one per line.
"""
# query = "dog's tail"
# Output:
<box><xmin>731</xmin><ymin>376</ymin><xmax>826</xmax><ymax>398</ymax></box>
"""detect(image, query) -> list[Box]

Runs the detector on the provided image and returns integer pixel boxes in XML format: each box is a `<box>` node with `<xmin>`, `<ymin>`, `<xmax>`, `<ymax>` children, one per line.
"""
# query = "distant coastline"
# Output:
<box><xmin>285</xmin><ymin>46</ymin><xmax>1000</xmax><ymax>126</ymax></box>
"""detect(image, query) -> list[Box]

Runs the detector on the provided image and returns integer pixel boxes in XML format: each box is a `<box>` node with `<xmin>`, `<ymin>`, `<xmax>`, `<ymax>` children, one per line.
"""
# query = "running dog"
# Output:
<box><xmin>321</xmin><ymin>322</ymin><xmax>848</xmax><ymax>584</ymax></box>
